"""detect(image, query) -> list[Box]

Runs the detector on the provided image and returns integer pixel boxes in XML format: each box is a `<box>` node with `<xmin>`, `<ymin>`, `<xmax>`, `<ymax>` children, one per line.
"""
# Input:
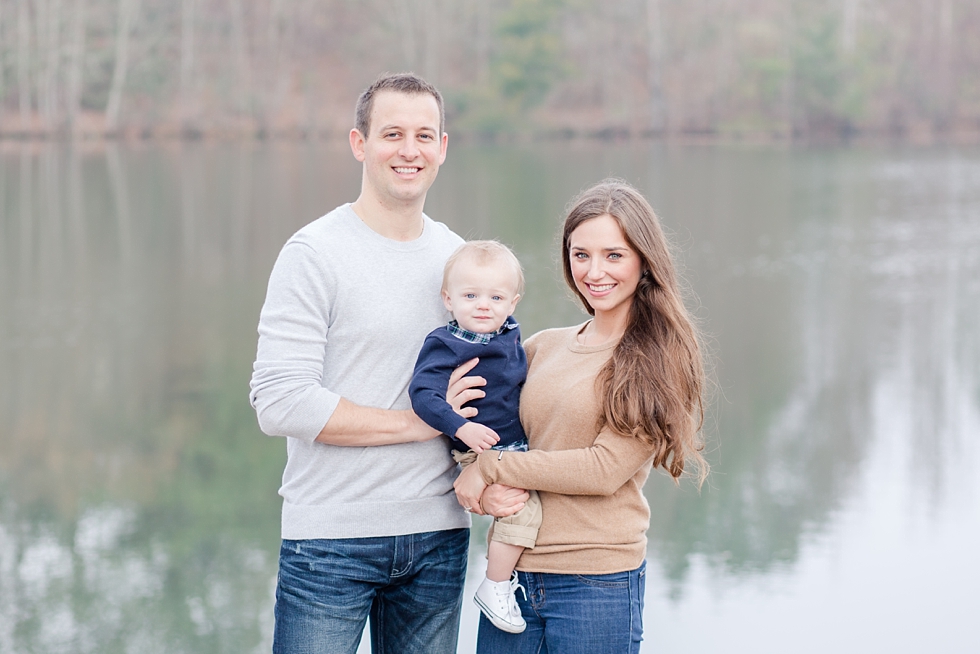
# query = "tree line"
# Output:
<box><xmin>0</xmin><ymin>0</ymin><xmax>977</xmax><ymax>140</ymax></box>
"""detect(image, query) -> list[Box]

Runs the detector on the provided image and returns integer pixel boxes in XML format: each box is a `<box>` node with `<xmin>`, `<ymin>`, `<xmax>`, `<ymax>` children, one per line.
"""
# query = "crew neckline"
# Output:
<box><xmin>341</xmin><ymin>203</ymin><xmax>433</xmax><ymax>251</ymax></box>
<box><xmin>567</xmin><ymin>320</ymin><xmax>620</xmax><ymax>353</ymax></box>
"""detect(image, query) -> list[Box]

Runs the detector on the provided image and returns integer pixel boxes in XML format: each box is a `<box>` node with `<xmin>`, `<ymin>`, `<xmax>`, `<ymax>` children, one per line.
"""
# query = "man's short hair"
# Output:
<box><xmin>355</xmin><ymin>72</ymin><xmax>445</xmax><ymax>138</ymax></box>
<box><xmin>442</xmin><ymin>240</ymin><xmax>525</xmax><ymax>296</ymax></box>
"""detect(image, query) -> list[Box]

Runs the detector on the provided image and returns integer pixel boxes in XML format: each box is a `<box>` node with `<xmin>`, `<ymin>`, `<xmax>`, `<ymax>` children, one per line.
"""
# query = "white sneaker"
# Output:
<box><xmin>474</xmin><ymin>574</ymin><xmax>527</xmax><ymax>634</ymax></box>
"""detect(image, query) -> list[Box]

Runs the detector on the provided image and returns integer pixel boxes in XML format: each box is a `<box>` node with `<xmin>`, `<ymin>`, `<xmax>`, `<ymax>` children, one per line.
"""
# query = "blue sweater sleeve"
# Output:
<box><xmin>409</xmin><ymin>334</ymin><xmax>469</xmax><ymax>441</ymax></box>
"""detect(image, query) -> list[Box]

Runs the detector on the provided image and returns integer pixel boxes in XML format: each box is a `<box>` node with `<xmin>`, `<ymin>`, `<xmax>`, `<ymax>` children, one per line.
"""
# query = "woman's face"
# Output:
<box><xmin>567</xmin><ymin>214</ymin><xmax>643</xmax><ymax>323</ymax></box>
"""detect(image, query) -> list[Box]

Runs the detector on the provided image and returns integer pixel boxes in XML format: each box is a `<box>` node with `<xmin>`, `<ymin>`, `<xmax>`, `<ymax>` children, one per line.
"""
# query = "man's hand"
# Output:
<box><xmin>447</xmin><ymin>358</ymin><xmax>486</xmax><ymax>419</ymax></box>
<box><xmin>454</xmin><ymin>422</ymin><xmax>500</xmax><ymax>453</ymax></box>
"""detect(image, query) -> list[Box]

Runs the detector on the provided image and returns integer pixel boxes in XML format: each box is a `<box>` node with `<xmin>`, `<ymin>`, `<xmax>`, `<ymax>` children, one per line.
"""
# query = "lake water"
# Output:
<box><xmin>1</xmin><ymin>140</ymin><xmax>978</xmax><ymax>653</ymax></box>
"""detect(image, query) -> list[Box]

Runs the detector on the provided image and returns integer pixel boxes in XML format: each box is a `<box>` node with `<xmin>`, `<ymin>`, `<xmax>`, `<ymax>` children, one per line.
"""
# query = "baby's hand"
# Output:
<box><xmin>455</xmin><ymin>422</ymin><xmax>500</xmax><ymax>453</ymax></box>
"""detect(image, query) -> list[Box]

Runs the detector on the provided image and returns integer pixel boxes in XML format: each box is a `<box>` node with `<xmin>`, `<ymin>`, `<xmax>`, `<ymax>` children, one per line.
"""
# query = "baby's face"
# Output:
<box><xmin>442</xmin><ymin>260</ymin><xmax>521</xmax><ymax>334</ymax></box>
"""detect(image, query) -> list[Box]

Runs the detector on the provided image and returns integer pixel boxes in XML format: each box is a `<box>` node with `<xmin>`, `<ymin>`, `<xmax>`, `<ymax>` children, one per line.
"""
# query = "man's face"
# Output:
<box><xmin>442</xmin><ymin>259</ymin><xmax>521</xmax><ymax>334</ymax></box>
<box><xmin>350</xmin><ymin>91</ymin><xmax>448</xmax><ymax>208</ymax></box>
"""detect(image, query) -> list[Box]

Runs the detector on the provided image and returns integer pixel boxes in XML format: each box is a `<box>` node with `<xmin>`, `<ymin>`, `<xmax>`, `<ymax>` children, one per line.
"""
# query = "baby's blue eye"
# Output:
<box><xmin>465</xmin><ymin>293</ymin><xmax>476</xmax><ymax>299</ymax></box>
<box><xmin>492</xmin><ymin>295</ymin><xmax>503</xmax><ymax>301</ymax></box>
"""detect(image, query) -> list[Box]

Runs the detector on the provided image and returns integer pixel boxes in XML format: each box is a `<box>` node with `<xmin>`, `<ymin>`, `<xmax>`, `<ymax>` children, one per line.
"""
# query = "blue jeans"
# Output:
<box><xmin>476</xmin><ymin>562</ymin><xmax>646</xmax><ymax>654</ymax></box>
<box><xmin>273</xmin><ymin>528</ymin><xmax>468</xmax><ymax>654</ymax></box>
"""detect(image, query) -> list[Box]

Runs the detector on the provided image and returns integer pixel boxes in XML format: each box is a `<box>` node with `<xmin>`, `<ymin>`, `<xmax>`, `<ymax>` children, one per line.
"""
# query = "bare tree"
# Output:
<box><xmin>39</xmin><ymin>0</ymin><xmax>66</xmax><ymax>131</ymax></box>
<box><xmin>646</xmin><ymin>0</ymin><xmax>667</xmax><ymax>132</ymax></box>
<box><xmin>395</xmin><ymin>0</ymin><xmax>420</xmax><ymax>70</ymax></box>
<box><xmin>0</xmin><ymin>1</ymin><xmax>5</xmax><ymax>108</ymax></box>
<box><xmin>105</xmin><ymin>0</ymin><xmax>140</xmax><ymax>133</ymax></box>
<box><xmin>474</xmin><ymin>0</ymin><xmax>491</xmax><ymax>84</ymax></box>
<box><xmin>179</xmin><ymin>0</ymin><xmax>196</xmax><ymax>130</ymax></box>
<box><xmin>422</xmin><ymin>0</ymin><xmax>440</xmax><ymax>85</ymax></box>
<box><xmin>256</xmin><ymin>0</ymin><xmax>290</xmax><ymax>132</ymax></box>
<box><xmin>841</xmin><ymin>0</ymin><xmax>860</xmax><ymax>55</ymax></box>
<box><xmin>17</xmin><ymin>0</ymin><xmax>32</xmax><ymax>132</ymax></box>
<box><xmin>936</xmin><ymin>0</ymin><xmax>954</xmax><ymax>124</ymax></box>
<box><xmin>228</xmin><ymin>0</ymin><xmax>252</xmax><ymax>119</ymax></box>
<box><xmin>66</xmin><ymin>0</ymin><xmax>86</xmax><ymax>136</ymax></box>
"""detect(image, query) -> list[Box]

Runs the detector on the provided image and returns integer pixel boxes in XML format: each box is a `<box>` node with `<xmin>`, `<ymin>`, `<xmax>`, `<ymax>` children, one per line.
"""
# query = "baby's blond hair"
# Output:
<box><xmin>442</xmin><ymin>240</ymin><xmax>525</xmax><ymax>296</ymax></box>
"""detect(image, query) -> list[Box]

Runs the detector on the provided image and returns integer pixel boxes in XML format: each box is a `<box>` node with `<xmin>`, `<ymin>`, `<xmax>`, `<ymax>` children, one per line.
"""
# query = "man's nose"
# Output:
<box><xmin>399</xmin><ymin>138</ymin><xmax>419</xmax><ymax>159</ymax></box>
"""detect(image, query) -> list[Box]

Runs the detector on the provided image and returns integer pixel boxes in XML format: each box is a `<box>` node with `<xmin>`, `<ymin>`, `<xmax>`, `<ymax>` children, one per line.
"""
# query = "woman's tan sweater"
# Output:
<box><xmin>476</xmin><ymin>323</ymin><xmax>656</xmax><ymax>574</ymax></box>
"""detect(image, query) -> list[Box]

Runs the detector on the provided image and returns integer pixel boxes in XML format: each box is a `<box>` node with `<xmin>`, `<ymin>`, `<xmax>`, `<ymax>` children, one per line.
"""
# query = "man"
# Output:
<box><xmin>250</xmin><ymin>73</ymin><xmax>478</xmax><ymax>654</ymax></box>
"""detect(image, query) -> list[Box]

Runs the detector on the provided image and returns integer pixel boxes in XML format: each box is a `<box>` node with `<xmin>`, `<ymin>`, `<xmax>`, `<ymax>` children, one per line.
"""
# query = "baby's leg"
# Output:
<box><xmin>486</xmin><ymin>540</ymin><xmax>524</xmax><ymax>582</ymax></box>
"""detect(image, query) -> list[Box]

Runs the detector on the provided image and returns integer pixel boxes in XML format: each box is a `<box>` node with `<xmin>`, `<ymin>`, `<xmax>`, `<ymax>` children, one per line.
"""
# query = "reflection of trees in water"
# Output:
<box><xmin>645</xmin><ymin>150</ymin><xmax>980</xmax><ymax>589</ymax></box>
<box><xmin>3</xmin><ymin>143</ymin><xmax>978</xmax><ymax>646</ymax></box>
<box><xmin>0</xmin><ymin>144</ymin><xmax>311</xmax><ymax>651</ymax></box>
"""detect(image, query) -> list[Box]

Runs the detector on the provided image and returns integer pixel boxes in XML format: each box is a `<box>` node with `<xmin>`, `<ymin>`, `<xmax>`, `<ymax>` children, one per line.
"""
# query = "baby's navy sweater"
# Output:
<box><xmin>410</xmin><ymin>316</ymin><xmax>528</xmax><ymax>450</ymax></box>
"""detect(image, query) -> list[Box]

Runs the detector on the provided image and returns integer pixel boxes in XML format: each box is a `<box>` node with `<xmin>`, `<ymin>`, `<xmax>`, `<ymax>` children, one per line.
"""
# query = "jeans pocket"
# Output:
<box><xmin>573</xmin><ymin>570</ymin><xmax>631</xmax><ymax>589</ymax></box>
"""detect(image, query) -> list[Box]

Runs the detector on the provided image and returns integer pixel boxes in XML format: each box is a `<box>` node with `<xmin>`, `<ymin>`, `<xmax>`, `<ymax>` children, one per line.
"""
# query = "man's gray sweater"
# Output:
<box><xmin>249</xmin><ymin>204</ymin><xmax>468</xmax><ymax>539</ymax></box>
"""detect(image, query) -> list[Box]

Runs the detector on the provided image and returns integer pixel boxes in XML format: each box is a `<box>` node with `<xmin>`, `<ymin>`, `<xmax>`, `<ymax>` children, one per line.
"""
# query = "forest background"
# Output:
<box><xmin>0</xmin><ymin>0</ymin><xmax>978</xmax><ymax>142</ymax></box>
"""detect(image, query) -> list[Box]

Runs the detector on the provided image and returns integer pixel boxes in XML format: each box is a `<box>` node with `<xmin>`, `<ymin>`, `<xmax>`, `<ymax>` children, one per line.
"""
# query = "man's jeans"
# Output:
<box><xmin>475</xmin><ymin>562</ymin><xmax>646</xmax><ymax>654</ymax></box>
<box><xmin>273</xmin><ymin>528</ymin><xmax>468</xmax><ymax>654</ymax></box>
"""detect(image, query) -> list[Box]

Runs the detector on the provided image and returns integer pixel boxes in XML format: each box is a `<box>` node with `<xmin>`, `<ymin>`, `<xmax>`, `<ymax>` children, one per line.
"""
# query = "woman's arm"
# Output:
<box><xmin>476</xmin><ymin>428</ymin><xmax>655</xmax><ymax>496</ymax></box>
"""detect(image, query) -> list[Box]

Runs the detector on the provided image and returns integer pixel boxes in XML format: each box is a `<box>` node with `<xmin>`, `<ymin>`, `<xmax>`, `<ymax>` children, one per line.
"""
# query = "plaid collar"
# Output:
<box><xmin>446</xmin><ymin>318</ymin><xmax>517</xmax><ymax>345</ymax></box>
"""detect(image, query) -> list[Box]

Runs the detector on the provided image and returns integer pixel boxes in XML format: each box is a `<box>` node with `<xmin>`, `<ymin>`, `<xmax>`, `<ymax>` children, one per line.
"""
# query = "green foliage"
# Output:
<box><xmin>789</xmin><ymin>8</ymin><xmax>875</xmax><ymax>132</ymax></box>
<box><xmin>455</xmin><ymin>0</ymin><xmax>568</xmax><ymax>134</ymax></box>
<box><xmin>792</xmin><ymin>13</ymin><xmax>844</xmax><ymax>125</ymax></box>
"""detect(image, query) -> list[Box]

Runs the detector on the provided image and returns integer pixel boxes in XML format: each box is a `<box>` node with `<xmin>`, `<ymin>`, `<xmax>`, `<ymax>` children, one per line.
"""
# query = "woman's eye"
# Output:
<box><xmin>608</xmin><ymin>253</ymin><xmax>621</xmax><ymax>260</ymax></box>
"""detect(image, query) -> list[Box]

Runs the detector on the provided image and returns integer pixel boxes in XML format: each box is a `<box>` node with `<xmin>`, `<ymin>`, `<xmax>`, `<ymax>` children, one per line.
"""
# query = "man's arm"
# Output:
<box><xmin>323</xmin><ymin>353</ymin><xmax>492</xmax><ymax>447</ymax></box>
<box><xmin>251</xmin><ymin>239</ymin><xmax>439</xmax><ymax>447</ymax></box>
<box><xmin>315</xmin><ymin>398</ymin><xmax>438</xmax><ymax>446</ymax></box>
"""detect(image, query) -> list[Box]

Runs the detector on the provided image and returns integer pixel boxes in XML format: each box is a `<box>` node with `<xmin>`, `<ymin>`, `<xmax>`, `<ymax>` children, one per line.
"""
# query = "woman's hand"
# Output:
<box><xmin>454</xmin><ymin>463</ymin><xmax>531</xmax><ymax>518</ymax></box>
<box><xmin>453</xmin><ymin>462</ymin><xmax>490</xmax><ymax>514</ymax></box>
<box><xmin>481</xmin><ymin>483</ymin><xmax>529</xmax><ymax>518</ymax></box>
<box><xmin>447</xmin><ymin>358</ymin><xmax>486</xmax><ymax>419</ymax></box>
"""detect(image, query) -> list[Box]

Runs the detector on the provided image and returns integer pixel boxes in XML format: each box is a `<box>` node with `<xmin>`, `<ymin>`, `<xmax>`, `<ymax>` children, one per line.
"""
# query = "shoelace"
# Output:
<box><xmin>510</xmin><ymin>572</ymin><xmax>528</xmax><ymax>602</ymax></box>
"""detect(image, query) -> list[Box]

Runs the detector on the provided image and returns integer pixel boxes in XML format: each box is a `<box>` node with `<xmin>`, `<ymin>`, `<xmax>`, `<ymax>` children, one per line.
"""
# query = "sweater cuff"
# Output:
<box><xmin>477</xmin><ymin>450</ymin><xmax>501</xmax><ymax>485</ymax></box>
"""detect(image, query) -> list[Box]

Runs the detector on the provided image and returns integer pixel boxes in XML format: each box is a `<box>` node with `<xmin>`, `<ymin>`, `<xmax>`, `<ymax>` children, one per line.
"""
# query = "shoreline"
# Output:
<box><xmin>2</xmin><ymin>124</ymin><xmax>979</xmax><ymax>148</ymax></box>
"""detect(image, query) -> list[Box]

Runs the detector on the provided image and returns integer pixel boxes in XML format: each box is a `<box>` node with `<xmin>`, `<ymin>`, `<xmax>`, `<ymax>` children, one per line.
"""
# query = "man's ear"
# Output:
<box><xmin>438</xmin><ymin>131</ymin><xmax>448</xmax><ymax>165</ymax></box>
<box><xmin>350</xmin><ymin>128</ymin><xmax>366</xmax><ymax>162</ymax></box>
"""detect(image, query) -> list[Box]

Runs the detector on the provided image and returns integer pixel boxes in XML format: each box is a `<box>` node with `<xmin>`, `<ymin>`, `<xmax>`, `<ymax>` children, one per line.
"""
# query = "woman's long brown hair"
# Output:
<box><xmin>562</xmin><ymin>179</ymin><xmax>708</xmax><ymax>487</ymax></box>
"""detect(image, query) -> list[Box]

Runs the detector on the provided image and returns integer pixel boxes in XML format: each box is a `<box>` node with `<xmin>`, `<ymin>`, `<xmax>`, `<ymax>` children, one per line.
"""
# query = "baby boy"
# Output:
<box><xmin>409</xmin><ymin>240</ymin><xmax>541</xmax><ymax>634</ymax></box>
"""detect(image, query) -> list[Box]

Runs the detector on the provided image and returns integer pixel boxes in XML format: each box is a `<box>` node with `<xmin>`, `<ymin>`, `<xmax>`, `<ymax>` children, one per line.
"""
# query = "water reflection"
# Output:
<box><xmin>1</xmin><ymin>142</ymin><xmax>978</xmax><ymax>653</ymax></box>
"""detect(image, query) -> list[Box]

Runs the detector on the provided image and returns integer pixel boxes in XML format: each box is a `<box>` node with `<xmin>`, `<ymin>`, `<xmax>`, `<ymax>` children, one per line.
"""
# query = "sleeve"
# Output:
<box><xmin>409</xmin><ymin>335</ymin><xmax>469</xmax><ymax>442</ymax></box>
<box><xmin>476</xmin><ymin>428</ymin><xmax>654</xmax><ymax>496</ymax></box>
<box><xmin>249</xmin><ymin>240</ymin><xmax>341</xmax><ymax>441</ymax></box>
<box><xmin>522</xmin><ymin>331</ymin><xmax>540</xmax><ymax>367</ymax></box>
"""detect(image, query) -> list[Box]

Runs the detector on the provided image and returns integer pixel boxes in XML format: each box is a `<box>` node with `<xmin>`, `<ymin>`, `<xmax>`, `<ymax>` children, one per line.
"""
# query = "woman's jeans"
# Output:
<box><xmin>476</xmin><ymin>562</ymin><xmax>646</xmax><ymax>654</ymax></box>
<box><xmin>273</xmin><ymin>528</ymin><xmax>468</xmax><ymax>654</ymax></box>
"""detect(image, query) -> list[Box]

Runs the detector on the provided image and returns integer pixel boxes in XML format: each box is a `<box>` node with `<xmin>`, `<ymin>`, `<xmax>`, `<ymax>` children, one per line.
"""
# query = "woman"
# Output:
<box><xmin>453</xmin><ymin>178</ymin><xmax>708</xmax><ymax>653</ymax></box>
